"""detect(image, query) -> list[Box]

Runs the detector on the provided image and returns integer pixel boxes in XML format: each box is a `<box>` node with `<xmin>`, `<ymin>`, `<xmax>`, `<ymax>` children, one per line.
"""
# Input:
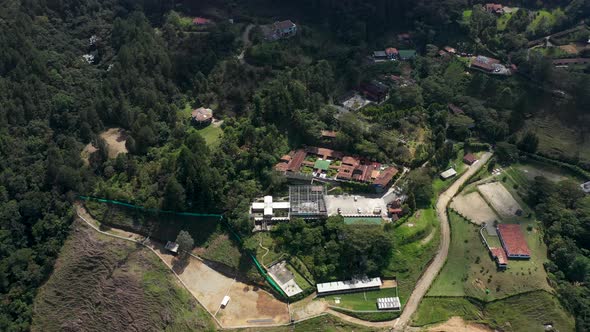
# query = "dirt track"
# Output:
<box><xmin>394</xmin><ymin>152</ymin><xmax>492</xmax><ymax>330</ymax></box>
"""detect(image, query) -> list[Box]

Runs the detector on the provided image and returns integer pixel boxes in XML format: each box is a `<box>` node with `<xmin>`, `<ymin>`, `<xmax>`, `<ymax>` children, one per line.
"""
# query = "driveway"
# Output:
<box><xmin>393</xmin><ymin>152</ymin><xmax>492</xmax><ymax>330</ymax></box>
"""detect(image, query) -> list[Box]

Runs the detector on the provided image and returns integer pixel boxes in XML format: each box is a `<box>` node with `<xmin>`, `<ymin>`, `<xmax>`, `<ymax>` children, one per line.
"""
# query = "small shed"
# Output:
<box><xmin>221</xmin><ymin>295</ymin><xmax>230</xmax><ymax>308</ymax></box>
<box><xmin>440</xmin><ymin>168</ymin><xmax>457</xmax><ymax>180</ymax></box>
<box><xmin>165</xmin><ymin>241</ymin><xmax>179</xmax><ymax>254</ymax></box>
<box><xmin>191</xmin><ymin>107</ymin><xmax>213</xmax><ymax>126</ymax></box>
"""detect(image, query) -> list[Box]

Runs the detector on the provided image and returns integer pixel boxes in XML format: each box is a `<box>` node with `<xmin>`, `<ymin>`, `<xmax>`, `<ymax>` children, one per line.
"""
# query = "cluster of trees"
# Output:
<box><xmin>528</xmin><ymin>177</ymin><xmax>590</xmax><ymax>331</ymax></box>
<box><xmin>269</xmin><ymin>216</ymin><xmax>393</xmax><ymax>280</ymax></box>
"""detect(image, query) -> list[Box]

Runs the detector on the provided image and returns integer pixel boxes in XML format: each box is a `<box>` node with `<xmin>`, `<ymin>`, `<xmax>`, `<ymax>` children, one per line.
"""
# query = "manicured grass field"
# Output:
<box><xmin>462</xmin><ymin>10</ymin><xmax>472</xmax><ymax>24</ymax></box>
<box><xmin>325</xmin><ymin>287</ymin><xmax>399</xmax><ymax>311</ymax></box>
<box><xmin>428</xmin><ymin>211</ymin><xmax>552</xmax><ymax>300</ymax></box>
<box><xmin>414</xmin><ymin>291</ymin><xmax>574</xmax><ymax>331</ymax></box>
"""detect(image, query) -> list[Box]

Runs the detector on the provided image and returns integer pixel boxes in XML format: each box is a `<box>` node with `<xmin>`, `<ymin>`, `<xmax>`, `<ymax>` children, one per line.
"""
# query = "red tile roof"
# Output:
<box><xmin>373</xmin><ymin>167</ymin><xmax>399</xmax><ymax>187</ymax></box>
<box><xmin>490</xmin><ymin>247</ymin><xmax>508</xmax><ymax>265</ymax></box>
<box><xmin>388</xmin><ymin>208</ymin><xmax>403</xmax><ymax>215</ymax></box>
<box><xmin>352</xmin><ymin>165</ymin><xmax>372</xmax><ymax>183</ymax></box>
<box><xmin>193</xmin><ymin>17</ymin><xmax>212</xmax><ymax>25</ymax></box>
<box><xmin>386</xmin><ymin>48</ymin><xmax>399</xmax><ymax>55</ymax></box>
<box><xmin>485</xmin><ymin>3</ymin><xmax>503</xmax><ymax>12</ymax></box>
<box><xmin>337</xmin><ymin>165</ymin><xmax>354</xmax><ymax>180</ymax></box>
<box><xmin>463</xmin><ymin>153</ymin><xmax>477</xmax><ymax>165</ymax></box>
<box><xmin>287</xmin><ymin>149</ymin><xmax>306</xmax><ymax>172</ymax></box>
<box><xmin>306</xmin><ymin>147</ymin><xmax>343</xmax><ymax>160</ymax></box>
<box><xmin>342</xmin><ymin>156</ymin><xmax>359</xmax><ymax>166</ymax></box>
<box><xmin>498</xmin><ymin>224</ymin><xmax>531</xmax><ymax>258</ymax></box>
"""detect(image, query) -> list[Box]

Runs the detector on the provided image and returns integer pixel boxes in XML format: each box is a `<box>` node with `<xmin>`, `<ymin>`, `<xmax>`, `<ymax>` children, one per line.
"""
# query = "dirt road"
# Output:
<box><xmin>394</xmin><ymin>152</ymin><xmax>492</xmax><ymax>330</ymax></box>
<box><xmin>238</xmin><ymin>24</ymin><xmax>255</xmax><ymax>63</ymax></box>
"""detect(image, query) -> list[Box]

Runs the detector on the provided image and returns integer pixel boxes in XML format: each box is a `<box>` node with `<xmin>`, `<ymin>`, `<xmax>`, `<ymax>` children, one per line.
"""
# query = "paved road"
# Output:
<box><xmin>394</xmin><ymin>152</ymin><xmax>492</xmax><ymax>330</ymax></box>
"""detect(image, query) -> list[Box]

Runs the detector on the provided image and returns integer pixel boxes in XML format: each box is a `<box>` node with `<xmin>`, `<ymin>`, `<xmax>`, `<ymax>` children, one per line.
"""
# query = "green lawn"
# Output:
<box><xmin>414</xmin><ymin>291</ymin><xmax>573</xmax><ymax>331</ymax></box>
<box><xmin>462</xmin><ymin>10</ymin><xmax>472</xmax><ymax>24</ymax></box>
<box><xmin>497</xmin><ymin>12</ymin><xmax>513</xmax><ymax>31</ymax></box>
<box><xmin>428</xmin><ymin>211</ymin><xmax>552</xmax><ymax>300</ymax></box>
<box><xmin>394</xmin><ymin>208</ymin><xmax>436</xmax><ymax>245</ymax></box>
<box><xmin>528</xmin><ymin>10</ymin><xmax>556</xmax><ymax>32</ymax></box>
<box><xmin>325</xmin><ymin>287</ymin><xmax>399</xmax><ymax>311</ymax></box>
<box><xmin>194</xmin><ymin>125</ymin><xmax>223</xmax><ymax>148</ymax></box>
<box><xmin>343</xmin><ymin>217</ymin><xmax>383</xmax><ymax>225</ymax></box>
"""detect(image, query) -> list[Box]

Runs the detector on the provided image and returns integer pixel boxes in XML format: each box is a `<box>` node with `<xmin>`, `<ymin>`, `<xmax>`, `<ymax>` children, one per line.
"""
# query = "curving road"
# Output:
<box><xmin>394</xmin><ymin>152</ymin><xmax>492</xmax><ymax>331</ymax></box>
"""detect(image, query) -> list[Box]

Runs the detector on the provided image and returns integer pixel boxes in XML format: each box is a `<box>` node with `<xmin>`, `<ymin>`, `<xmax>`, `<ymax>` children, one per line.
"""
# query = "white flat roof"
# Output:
<box><xmin>273</xmin><ymin>202</ymin><xmax>291</xmax><ymax>209</ymax></box>
<box><xmin>440</xmin><ymin>168</ymin><xmax>457</xmax><ymax>179</ymax></box>
<box><xmin>582</xmin><ymin>181</ymin><xmax>590</xmax><ymax>193</ymax></box>
<box><xmin>252</xmin><ymin>202</ymin><xmax>265</xmax><ymax>210</ymax></box>
<box><xmin>377</xmin><ymin>297</ymin><xmax>400</xmax><ymax>310</ymax></box>
<box><xmin>317</xmin><ymin>277</ymin><xmax>382</xmax><ymax>294</ymax></box>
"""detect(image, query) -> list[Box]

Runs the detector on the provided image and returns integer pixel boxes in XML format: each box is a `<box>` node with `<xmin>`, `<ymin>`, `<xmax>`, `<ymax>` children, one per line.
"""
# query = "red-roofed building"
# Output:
<box><xmin>193</xmin><ymin>17</ymin><xmax>212</xmax><ymax>25</ymax></box>
<box><xmin>497</xmin><ymin>224</ymin><xmax>531</xmax><ymax>259</ymax></box>
<box><xmin>386</xmin><ymin>48</ymin><xmax>398</xmax><ymax>59</ymax></box>
<box><xmin>373</xmin><ymin>167</ymin><xmax>399</xmax><ymax>190</ymax></box>
<box><xmin>490</xmin><ymin>247</ymin><xmax>508</xmax><ymax>269</ymax></box>
<box><xmin>463</xmin><ymin>153</ymin><xmax>478</xmax><ymax>165</ymax></box>
<box><xmin>444</xmin><ymin>46</ymin><xmax>457</xmax><ymax>54</ymax></box>
<box><xmin>484</xmin><ymin>3</ymin><xmax>504</xmax><ymax>14</ymax></box>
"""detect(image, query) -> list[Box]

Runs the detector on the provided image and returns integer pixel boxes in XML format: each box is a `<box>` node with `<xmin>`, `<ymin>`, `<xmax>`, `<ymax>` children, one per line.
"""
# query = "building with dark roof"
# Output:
<box><xmin>263</xmin><ymin>20</ymin><xmax>297</xmax><ymax>41</ymax></box>
<box><xmin>398</xmin><ymin>50</ymin><xmax>417</xmax><ymax>60</ymax></box>
<box><xmin>471</xmin><ymin>56</ymin><xmax>500</xmax><ymax>72</ymax></box>
<box><xmin>484</xmin><ymin>3</ymin><xmax>504</xmax><ymax>14</ymax></box>
<box><xmin>497</xmin><ymin>224</ymin><xmax>531</xmax><ymax>259</ymax></box>
<box><xmin>553</xmin><ymin>58</ymin><xmax>590</xmax><ymax>66</ymax></box>
<box><xmin>360</xmin><ymin>81</ymin><xmax>389</xmax><ymax>103</ymax></box>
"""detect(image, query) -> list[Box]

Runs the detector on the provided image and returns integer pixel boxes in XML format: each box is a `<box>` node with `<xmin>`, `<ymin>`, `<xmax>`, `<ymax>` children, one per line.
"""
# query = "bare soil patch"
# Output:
<box><xmin>451</xmin><ymin>192</ymin><xmax>499</xmax><ymax>225</ymax></box>
<box><xmin>99</xmin><ymin>128</ymin><xmax>128</xmax><ymax>158</ymax></box>
<box><xmin>80</xmin><ymin>143</ymin><xmax>98</xmax><ymax>166</ymax></box>
<box><xmin>478</xmin><ymin>182</ymin><xmax>522</xmax><ymax>218</ymax></box>
<box><xmin>427</xmin><ymin>316</ymin><xmax>493</xmax><ymax>332</ymax></box>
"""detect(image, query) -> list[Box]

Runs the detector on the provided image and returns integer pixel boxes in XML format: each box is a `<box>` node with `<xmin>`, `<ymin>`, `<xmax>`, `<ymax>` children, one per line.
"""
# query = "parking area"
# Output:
<box><xmin>325</xmin><ymin>194</ymin><xmax>387</xmax><ymax>217</ymax></box>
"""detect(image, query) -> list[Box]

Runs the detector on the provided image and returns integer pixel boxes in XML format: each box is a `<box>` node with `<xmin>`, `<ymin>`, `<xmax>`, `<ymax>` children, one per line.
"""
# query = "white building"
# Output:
<box><xmin>250</xmin><ymin>196</ymin><xmax>290</xmax><ymax>222</ymax></box>
<box><xmin>581</xmin><ymin>181</ymin><xmax>590</xmax><ymax>193</ymax></box>
<box><xmin>440</xmin><ymin>168</ymin><xmax>457</xmax><ymax>180</ymax></box>
<box><xmin>316</xmin><ymin>277</ymin><xmax>382</xmax><ymax>296</ymax></box>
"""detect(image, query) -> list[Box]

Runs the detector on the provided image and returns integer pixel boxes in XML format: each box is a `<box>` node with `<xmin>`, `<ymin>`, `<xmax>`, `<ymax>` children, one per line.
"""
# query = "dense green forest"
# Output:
<box><xmin>1</xmin><ymin>0</ymin><xmax>590</xmax><ymax>330</ymax></box>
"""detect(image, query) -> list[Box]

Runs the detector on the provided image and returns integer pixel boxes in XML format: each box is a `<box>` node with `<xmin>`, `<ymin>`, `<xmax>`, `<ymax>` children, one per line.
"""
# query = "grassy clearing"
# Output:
<box><xmin>331</xmin><ymin>307</ymin><xmax>400</xmax><ymax>322</ymax></box>
<box><xmin>395</xmin><ymin>208</ymin><xmax>436</xmax><ymax>245</ymax></box>
<box><xmin>384</xmin><ymin>208</ymin><xmax>439</xmax><ymax>307</ymax></box>
<box><xmin>413</xmin><ymin>297</ymin><xmax>482</xmax><ymax>326</ymax></box>
<box><xmin>324</xmin><ymin>287</ymin><xmax>399</xmax><ymax>311</ymax></box>
<box><xmin>432</xmin><ymin>146</ymin><xmax>468</xmax><ymax>195</ymax></box>
<box><xmin>528</xmin><ymin>10</ymin><xmax>556</xmax><ymax>32</ymax></box>
<box><xmin>414</xmin><ymin>291</ymin><xmax>573</xmax><ymax>331</ymax></box>
<box><xmin>194</xmin><ymin>125</ymin><xmax>223</xmax><ymax>148</ymax></box>
<box><xmin>428</xmin><ymin>211</ymin><xmax>551</xmax><ymax>300</ymax></box>
<box><xmin>462</xmin><ymin>10</ymin><xmax>472</xmax><ymax>24</ymax></box>
<box><xmin>255</xmin><ymin>232</ymin><xmax>286</xmax><ymax>266</ymax></box>
<box><xmin>497</xmin><ymin>12</ymin><xmax>513</xmax><ymax>31</ymax></box>
<box><xmin>522</xmin><ymin>115</ymin><xmax>590</xmax><ymax>164</ymax></box>
<box><xmin>32</xmin><ymin>221</ymin><xmax>215</xmax><ymax>331</ymax></box>
<box><xmin>197</xmin><ymin>233</ymin><xmax>242</xmax><ymax>270</ymax></box>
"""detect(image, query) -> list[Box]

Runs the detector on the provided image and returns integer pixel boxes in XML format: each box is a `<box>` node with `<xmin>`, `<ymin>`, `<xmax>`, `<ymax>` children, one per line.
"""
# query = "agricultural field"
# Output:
<box><xmin>521</xmin><ymin>115</ymin><xmax>590</xmax><ymax>165</ymax></box>
<box><xmin>32</xmin><ymin>220</ymin><xmax>215</xmax><ymax>332</ymax></box>
<box><xmin>428</xmin><ymin>212</ymin><xmax>551</xmax><ymax>300</ymax></box>
<box><xmin>414</xmin><ymin>291</ymin><xmax>574</xmax><ymax>331</ymax></box>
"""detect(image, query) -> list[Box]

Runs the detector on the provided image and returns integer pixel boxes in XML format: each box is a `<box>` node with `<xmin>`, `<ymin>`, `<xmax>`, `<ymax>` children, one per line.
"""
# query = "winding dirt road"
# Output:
<box><xmin>394</xmin><ymin>152</ymin><xmax>492</xmax><ymax>330</ymax></box>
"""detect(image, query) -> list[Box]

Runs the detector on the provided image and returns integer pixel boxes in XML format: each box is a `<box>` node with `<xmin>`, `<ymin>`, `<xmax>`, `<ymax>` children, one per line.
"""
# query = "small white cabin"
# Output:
<box><xmin>221</xmin><ymin>295</ymin><xmax>230</xmax><ymax>308</ymax></box>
